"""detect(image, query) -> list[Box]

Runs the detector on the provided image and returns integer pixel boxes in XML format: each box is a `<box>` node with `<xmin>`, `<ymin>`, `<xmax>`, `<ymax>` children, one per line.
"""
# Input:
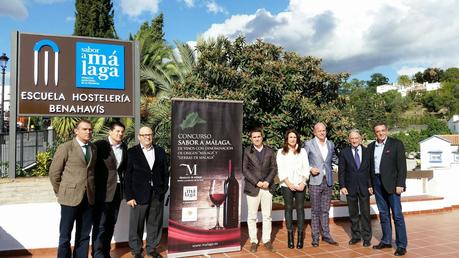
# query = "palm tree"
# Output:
<box><xmin>51</xmin><ymin>117</ymin><xmax>79</xmax><ymax>140</ymax></box>
<box><xmin>140</xmin><ymin>41</ymin><xmax>197</xmax><ymax>151</ymax></box>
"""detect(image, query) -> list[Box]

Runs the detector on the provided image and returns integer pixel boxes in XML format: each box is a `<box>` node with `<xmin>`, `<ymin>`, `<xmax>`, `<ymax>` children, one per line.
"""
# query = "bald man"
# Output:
<box><xmin>124</xmin><ymin>127</ymin><xmax>169</xmax><ymax>258</ymax></box>
<box><xmin>304</xmin><ymin>122</ymin><xmax>339</xmax><ymax>247</ymax></box>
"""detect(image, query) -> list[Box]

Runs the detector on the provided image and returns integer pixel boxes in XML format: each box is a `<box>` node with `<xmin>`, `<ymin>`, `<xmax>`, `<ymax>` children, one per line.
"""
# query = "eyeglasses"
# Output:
<box><xmin>139</xmin><ymin>134</ymin><xmax>153</xmax><ymax>137</ymax></box>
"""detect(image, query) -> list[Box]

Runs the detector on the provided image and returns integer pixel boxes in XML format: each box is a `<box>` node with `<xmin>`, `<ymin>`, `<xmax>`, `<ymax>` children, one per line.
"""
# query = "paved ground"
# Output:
<box><xmin>10</xmin><ymin>209</ymin><xmax>459</xmax><ymax>258</ymax></box>
<box><xmin>0</xmin><ymin>177</ymin><xmax>55</xmax><ymax>205</ymax></box>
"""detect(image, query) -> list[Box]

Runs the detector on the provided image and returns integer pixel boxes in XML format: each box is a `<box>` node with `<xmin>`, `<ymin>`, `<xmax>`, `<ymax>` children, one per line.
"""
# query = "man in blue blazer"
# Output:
<box><xmin>304</xmin><ymin>122</ymin><xmax>338</xmax><ymax>247</ymax></box>
<box><xmin>338</xmin><ymin>129</ymin><xmax>373</xmax><ymax>247</ymax></box>
<box><xmin>368</xmin><ymin>122</ymin><xmax>407</xmax><ymax>256</ymax></box>
<box><xmin>124</xmin><ymin>126</ymin><xmax>169</xmax><ymax>258</ymax></box>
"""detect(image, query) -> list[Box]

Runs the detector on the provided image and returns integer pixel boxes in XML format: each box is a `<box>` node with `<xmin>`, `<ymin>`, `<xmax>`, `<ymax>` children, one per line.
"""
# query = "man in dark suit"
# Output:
<box><xmin>125</xmin><ymin>126</ymin><xmax>169</xmax><ymax>258</ymax></box>
<box><xmin>49</xmin><ymin>119</ymin><xmax>97</xmax><ymax>258</ymax></box>
<box><xmin>92</xmin><ymin>121</ymin><xmax>128</xmax><ymax>258</ymax></box>
<box><xmin>304</xmin><ymin>122</ymin><xmax>339</xmax><ymax>247</ymax></box>
<box><xmin>368</xmin><ymin>122</ymin><xmax>407</xmax><ymax>256</ymax></box>
<box><xmin>242</xmin><ymin>128</ymin><xmax>277</xmax><ymax>253</ymax></box>
<box><xmin>338</xmin><ymin>129</ymin><xmax>373</xmax><ymax>247</ymax></box>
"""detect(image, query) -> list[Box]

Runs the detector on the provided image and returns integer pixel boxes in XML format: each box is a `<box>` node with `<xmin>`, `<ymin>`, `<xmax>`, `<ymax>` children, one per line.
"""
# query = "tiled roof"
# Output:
<box><xmin>437</xmin><ymin>134</ymin><xmax>459</xmax><ymax>145</ymax></box>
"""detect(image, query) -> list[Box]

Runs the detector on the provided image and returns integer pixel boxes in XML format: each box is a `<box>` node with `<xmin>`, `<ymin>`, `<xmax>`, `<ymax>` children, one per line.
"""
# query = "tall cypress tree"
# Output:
<box><xmin>132</xmin><ymin>13</ymin><xmax>165</xmax><ymax>43</ymax></box>
<box><xmin>73</xmin><ymin>0</ymin><xmax>117</xmax><ymax>38</ymax></box>
<box><xmin>150</xmin><ymin>13</ymin><xmax>165</xmax><ymax>43</ymax></box>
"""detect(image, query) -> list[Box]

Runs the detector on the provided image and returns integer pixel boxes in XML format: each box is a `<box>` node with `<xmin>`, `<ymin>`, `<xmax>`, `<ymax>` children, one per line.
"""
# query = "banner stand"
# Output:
<box><xmin>168</xmin><ymin>98</ymin><xmax>243</xmax><ymax>257</ymax></box>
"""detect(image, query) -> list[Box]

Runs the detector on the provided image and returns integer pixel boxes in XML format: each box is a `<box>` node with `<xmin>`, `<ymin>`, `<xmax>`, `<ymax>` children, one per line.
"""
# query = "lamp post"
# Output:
<box><xmin>0</xmin><ymin>53</ymin><xmax>9</xmax><ymax>133</ymax></box>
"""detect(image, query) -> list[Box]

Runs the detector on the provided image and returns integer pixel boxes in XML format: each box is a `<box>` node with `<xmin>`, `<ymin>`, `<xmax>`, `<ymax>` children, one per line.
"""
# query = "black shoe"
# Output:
<box><xmin>322</xmin><ymin>237</ymin><xmax>338</xmax><ymax>245</ymax></box>
<box><xmin>348</xmin><ymin>238</ymin><xmax>361</xmax><ymax>245</ymax></box>
<box><xmin>394</xmin><ymin>247</ymin><xmax>407</xmax><ymax>256</ymax></box>
<box><xmin>311</xmin><ymin>238</ymin><xmax>319</xmax><ymax>247</ymax></box>
<box><xmin>263</xmin><ymin>242</ymin><xmax>275</xmax><ymax>252</ymax></box>
<box><xmin>373</xmin><ymin>242</ymin><xmax>392</xmax><ymax>249</ymax></box>
<box><xmin>148</xmin><ymin>250</ymin><xmax>162</xmax><ymax>258</ymax></box>
<box><xmin>363</xmin><ymin>240</ymin><xmax>371</xmax><ymax>247</ymax></box>
<box><xmin>250</xmin><ymin>243</ymin><xmax>258</xmax><ymax>253</ymax></box>
<box><xmin>133</xmin><ymin>254</ymin><xmax>143</xmax><ymax>258</ymax></box>
<box><xmin>297</xmin><ymin>231</ymin><xmax>304</xmax><ymax>249</ymax></box>
<box><xmin>287</xmin><ymin>231</ymin><xmax>294</xmax><ymax>249</ymax></box>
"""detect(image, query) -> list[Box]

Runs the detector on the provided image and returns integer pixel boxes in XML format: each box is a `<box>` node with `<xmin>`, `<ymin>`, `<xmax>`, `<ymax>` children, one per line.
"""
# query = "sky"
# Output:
<box><xmin>1</xmin><ymin>0</ymin><xmax>459</xmax><ymax>89</ymax></box>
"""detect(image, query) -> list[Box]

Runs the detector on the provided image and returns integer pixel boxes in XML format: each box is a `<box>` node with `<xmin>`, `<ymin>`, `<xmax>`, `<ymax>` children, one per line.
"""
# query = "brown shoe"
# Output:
<box><xmin>250</xmin><ymin>243</ymin><xmax>258</xmax><ymax>253</ymax></box>
<box><xmin>264</xmin><ymin>242</ymin><xmax>275</xmax><ymax>252</ymax></box>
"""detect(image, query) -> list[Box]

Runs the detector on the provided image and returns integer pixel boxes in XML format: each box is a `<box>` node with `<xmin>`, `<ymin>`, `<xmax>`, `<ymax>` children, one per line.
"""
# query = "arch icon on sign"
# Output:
<box><xmin>33</xmin><ymin>39</ymin><xmax>60</xmax><ymax>86</ymax></box>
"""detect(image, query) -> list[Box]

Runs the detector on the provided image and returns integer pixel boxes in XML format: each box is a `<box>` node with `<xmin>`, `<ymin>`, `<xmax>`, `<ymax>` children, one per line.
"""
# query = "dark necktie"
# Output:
<box><xmin>354</xmin><ymin>147</ymin><xmax>360</xmax><ymax>169</ymax></box>
<box><xmin>83</xmin><ymin>144</ymin><xmax>90</xmax><ymax>163</ymax></box>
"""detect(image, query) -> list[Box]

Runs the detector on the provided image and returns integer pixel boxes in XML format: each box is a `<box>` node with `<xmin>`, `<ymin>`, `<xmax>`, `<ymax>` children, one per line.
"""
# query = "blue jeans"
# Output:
<box><xmin>373</xmin><ymin>175</ymin><xmax>407</xmax><ymax>248</ymax></box>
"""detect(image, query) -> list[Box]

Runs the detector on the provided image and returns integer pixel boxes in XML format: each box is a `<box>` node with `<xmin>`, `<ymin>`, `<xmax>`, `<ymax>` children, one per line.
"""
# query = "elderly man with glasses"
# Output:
<box><xmin>124</xmin><ymin>126</ymin><xmax>170</xmax><ymax>258</ymax></box>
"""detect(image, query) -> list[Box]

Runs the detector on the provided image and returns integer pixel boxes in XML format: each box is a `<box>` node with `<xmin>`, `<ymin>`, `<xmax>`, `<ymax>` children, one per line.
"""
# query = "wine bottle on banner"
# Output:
<box><xmin>223</xmin><ymin>160</ymin><xmax>239</xmax><ymax>228</ymax></box>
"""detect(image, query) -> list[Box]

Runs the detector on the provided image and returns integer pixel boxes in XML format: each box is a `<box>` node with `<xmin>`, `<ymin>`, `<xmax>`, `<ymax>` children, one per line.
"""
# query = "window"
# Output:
<box><xmin>429</xmin><ymin>152</ymin><xmax>442</xmax><ymax>163</ymax></box>
<box><xmin>454</xmin><ymin>153</ymin><xmax>459</xmax><ymax>163</ymax></box>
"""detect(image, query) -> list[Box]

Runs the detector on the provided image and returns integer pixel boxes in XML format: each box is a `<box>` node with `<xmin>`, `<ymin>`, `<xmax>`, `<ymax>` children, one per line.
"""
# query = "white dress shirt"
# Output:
<box><xmin>254</xmin><ymin>145</ymin><xmax>264</xmax><ymax>152</ymax></box>
<box><xmin>109</xmin><ymin>137</ymin><xmax>123</xmax><ymax>183</ymax></box>
<box><xmin>374</xmin><ymin>138</ymin><xmax>387</xmax><ymax>174</ymax></box>
<box><xmin>142</xmin><ymin>144</ymin><xmax>155</xmax><ymax>170</ymax></box>
<box><xmin>108</xmin><ymin>137</ymin><xmax>123</xmax><ymax>169</ymax></box>
<box><xmin>315</xmin><ymin>137</ymin><xmax>329</xmax><ymax>161</ymax></box>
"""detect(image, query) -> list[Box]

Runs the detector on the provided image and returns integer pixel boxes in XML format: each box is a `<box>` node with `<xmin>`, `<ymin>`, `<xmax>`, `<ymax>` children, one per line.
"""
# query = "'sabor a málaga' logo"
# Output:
<box><xmin>76</xmin><ymin>42</ymin><xmax>124</xmax><ymax>90</ymax></box>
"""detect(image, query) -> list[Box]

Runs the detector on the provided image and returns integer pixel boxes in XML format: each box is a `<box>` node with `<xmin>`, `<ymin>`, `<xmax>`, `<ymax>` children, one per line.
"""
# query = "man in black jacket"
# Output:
<box><xmin>338</xmin><ymin>129</ymin><xmax>373</xmax><ymax>248</ymax></box>
<box><xmin>125</xmin><ymin>126</ymin><xmax>169</xmax><ymax>258</ymax></box>
<box><xmin>368</xmin><ymin>122</ymin><xmax>407</xmax><ymax>256</ymax></box>
<box><xmin>92</xmin><ymin>121</ymin><xmax>128</xmax><ymax>258</ymax></box>
<box><xmin>242</xmin><ymin>128</ymin><xmax>277</xmax><ymax>253</ymax></box>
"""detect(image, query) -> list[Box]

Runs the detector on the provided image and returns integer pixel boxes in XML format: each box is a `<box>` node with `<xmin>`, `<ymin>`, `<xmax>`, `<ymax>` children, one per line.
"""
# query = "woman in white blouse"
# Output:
<box><xmin>277</xmin><ymin>129</ymin><xmax>310</xmax><ymax>249</ymax></box>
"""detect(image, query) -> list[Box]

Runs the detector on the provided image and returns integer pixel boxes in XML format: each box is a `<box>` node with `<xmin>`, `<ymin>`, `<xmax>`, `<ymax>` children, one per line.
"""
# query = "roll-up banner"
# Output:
<box><xmin>168</xmin><ymin>98</ymin><xmax>243</xmax><ymax>257</ymax></box>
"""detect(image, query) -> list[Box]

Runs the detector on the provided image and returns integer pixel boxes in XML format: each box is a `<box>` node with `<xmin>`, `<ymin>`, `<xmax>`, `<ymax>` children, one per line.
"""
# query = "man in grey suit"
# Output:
<box><xmin>242</xmin><ymin>128</ymin><xmax>277</xmax><ymax>253</ymax></box>
<box><xmin>304</xmin><ymin>122</ymin><xmax>339</xmax><ymax>247</ymax></box>
<box><xmin>49</xmin><ymin>119</ymin><xmax>97</xmax><ymax>258</ymax></box>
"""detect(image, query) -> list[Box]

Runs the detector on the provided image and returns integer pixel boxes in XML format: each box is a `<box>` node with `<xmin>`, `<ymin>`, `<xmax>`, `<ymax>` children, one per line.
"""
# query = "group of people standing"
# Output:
<box><xmin>243</xmin><ymin>122</ymin><xmax>408</xmax><ymax>256</ymax></box>
<box><xmin>49</xmin><ymin>120</ymin><xmax>169</xmax><ymax>258</ymax></box>
<box><xmin>47</xmin><ymin>119</ymin><xmax>407</xmax><ymax>258</ymax></box>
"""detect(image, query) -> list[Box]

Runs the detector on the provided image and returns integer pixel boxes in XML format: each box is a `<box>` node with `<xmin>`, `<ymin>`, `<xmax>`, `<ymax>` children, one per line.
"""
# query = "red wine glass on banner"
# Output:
<box><xmin>209</xmin><ymin>179</ymin><xmax>226</xmax><ymax>230</ymax></box>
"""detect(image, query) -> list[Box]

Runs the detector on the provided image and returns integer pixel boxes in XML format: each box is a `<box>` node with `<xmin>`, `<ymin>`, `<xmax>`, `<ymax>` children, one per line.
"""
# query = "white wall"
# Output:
<box><xmin>425</xmin><ymin>164</ymin><xmax>459</xmax><ymax>206</ymax></box>
<box><xmin>0</xmin><ymin>200</ymin><xmax>170</xmax><ymax>251</ymax></box>
<box><xmin>420</xmin><ymin>137</ymin><xmax>455</xmax><ymax>170</ymax></box>
<box><xmin>405</xmin><ymin>177</ymin><xmax>425</xmax><ymax>196</ymax></box>
<box><xmin>376</xmin><ymin>84</ymin><xmax>397</xmax><ymax>94</ymax></box>
<box><xmin>425</xmin><ymin>82</ymin><xmax>441</xmax><ymax>91</ymax></box>
<box><xmin>448</xmin><ymin>115</ymin><xmax>459</xmax><ymax>133</ymax></box>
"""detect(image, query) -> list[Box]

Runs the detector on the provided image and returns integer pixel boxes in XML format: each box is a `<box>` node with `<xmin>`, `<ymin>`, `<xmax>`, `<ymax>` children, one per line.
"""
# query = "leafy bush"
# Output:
<box><xmin>31</xmin><ymin>151</ymin><xmax>52</xmax><ymax>176</ymax></box>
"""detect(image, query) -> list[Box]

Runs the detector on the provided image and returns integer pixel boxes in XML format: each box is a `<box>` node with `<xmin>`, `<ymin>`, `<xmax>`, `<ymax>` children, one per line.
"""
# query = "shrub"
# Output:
<box><xmin>31</xmin><ymin>151</ymin><xmax>52</xmax><ymax>176</ymax></box>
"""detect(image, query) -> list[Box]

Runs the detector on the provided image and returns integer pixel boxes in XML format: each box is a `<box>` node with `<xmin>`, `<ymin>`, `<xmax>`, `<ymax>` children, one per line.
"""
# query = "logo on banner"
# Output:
<box><xmin>75</xmin><ymin>42</ymin><xmax>124</xmax><ymax>90</ymax></box>
<box><xmin>33</xmin><ymin>39</ymin><xmax>60</xmax><ymax>86</ymax></box>
<box><xmin>181</xmin><ymin>207</ymin><xmax>198</xmax><ymax>222</ymax></box>
<box><xmin>183</xmin><ymin>186</ymin><xmax>198</xmax><ymax>201</ymax></box>
<box><xmin>180</xmin><ymin>163</ymin><xmax>197</xmax><ymax>176</ymax></box>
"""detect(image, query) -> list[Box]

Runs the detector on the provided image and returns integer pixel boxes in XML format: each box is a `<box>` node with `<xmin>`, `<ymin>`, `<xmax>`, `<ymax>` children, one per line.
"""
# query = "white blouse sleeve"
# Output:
<box><xmin>301</xmin><ymin>148</ymin><xmax>310</xmax><ymax>179</ymax></box>
<box><xmin>276</xmin><ymin>149</ymin><xmax>288</xmax><ymax>183</ymax></box>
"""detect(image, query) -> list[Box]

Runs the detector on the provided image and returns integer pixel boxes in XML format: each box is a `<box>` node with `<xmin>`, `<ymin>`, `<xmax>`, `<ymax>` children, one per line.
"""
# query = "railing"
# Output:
<box><xmin>0</xmin><ymin>129</ymin><xmax>54</xmax><ymax>177</ymax></box>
